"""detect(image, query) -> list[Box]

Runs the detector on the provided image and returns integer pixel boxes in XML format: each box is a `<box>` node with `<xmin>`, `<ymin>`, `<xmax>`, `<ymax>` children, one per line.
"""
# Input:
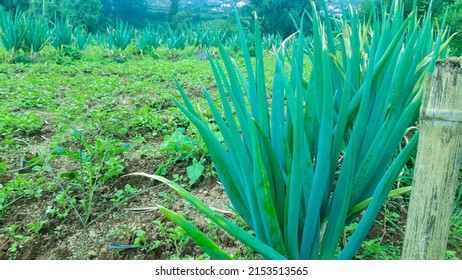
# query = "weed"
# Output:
<box><xmin>0</xmin><ymin>111</ymin><xmax>43</xmax><ymax>137</ymax></box>
<box><xmin>231</xmin><ymin>247</ymin><xmax>260</xmax><ymax>260</ymax></box>
<box><xmin>153</xmin><ymin>220</ymin><xmax>168</xmax><ymax>233</ymax></box>
<box><xmin>167</xmin><ymin>226</ymin><xmax>190</xmax><ymax>257</ymax></box>
<box><xmin>133</xmin><ymin>229</ymin><xmax>161</xmax><ymax>252</ymax></box>
<box><xmin>382</xmin><ymin>202</ymin><xmax>405</xmax><ymax>236</ymax></box>
<box><xmin>48</xmin><ymin>188</ymin><xmax>74</xmax><ymax>219</ymax></box>
<box><xmin>106</xmin><ymin>224</ymin><xmax>132</xmax><ymax>238</ymax></box>
<box><xmin>206</xmin><ymin>221</ymin><xmax>220</xmax><ymax>244</ymax></box>
<box><xmin>51</xmin><ymin>130</ymin><xmax>130</xmax><ymax>224</ymax></box>
<box><xmin>26</xmin><ymin>220</ymin><xmax>48</xmax><ymax>234</ymax></box>
<box><xmin>0</xmin><ymin>175</ymin><xmax>44</xmax><ymax>218</ymax></box>
<box><xmin>356</xmin><ymin>238</ymin><xmax>401</xmax><ymax>260</ymax></box>
<box><xmin>448</xmin><ymin>206</ymin><xmax>462</xmax><ymax>259</ymax></box>
<box><xmin>157</xmin><ymin>191</ymin><xmax>175</xmax><ymax>207</ymax></box>
<box><xmin>4</xmin><ymin>225</ymin><xmax>29</xmax><ymax>259</ymax></box>
<box><xmin>0</xmin><ymin>162</ymin><xmax>6</xmax><ymax>174</ymax></box>
<box><xmin>445</xmin><ymin>250</ymin><xmax>459</xmax><ymax>260</ymax></box>
<box><xmin>158</xmin><ymin>127</ymin><xmax>199</xmax><ymax>160</ymax></box>
<box><xmin>172</xmin><ymin>174</ymin><xmax>188</xmax><ymax>185</ymax></box>
<box><xmin>153</xmin><ymin>219</ymin><xmax>194</xmax><ymax>258</ymax></box>
<box><xmin>186</xmin><ymin>158</ymin><xmax>205</xmax><ymax>186</ymax></box>
<box><xmin>48</xmin><ymin>131</ymin><xmax>131</xmax><ymax>259</ymax></box>
<box><xmin>156</xmin><ymin>128</ymin><xmax>207</xmax><ymax>186</ymax></box>
<box><xmin>110</xmin><ymin>184</ymin><xmax>138</xmax><ymax>205</ymax></box>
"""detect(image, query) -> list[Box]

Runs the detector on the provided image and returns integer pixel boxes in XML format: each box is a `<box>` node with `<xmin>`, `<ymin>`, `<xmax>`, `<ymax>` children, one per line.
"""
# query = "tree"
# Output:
<box><xmin>438</xmin><ymin>0</ymin><xmax>462</xmax><ymax>55</ymax></box>
<box><xmin>168</xmin><ymin>0</ymin><xmax>179</xmax><ymax>24</ymax></box>
<box><xmin>358</xmin><ymin>0</ymin><xmax>458</xmax><ymax>18</ymax></box>
<box><xmin>0</xmin><ymin>0</ymin><xmax>30</xmax><ymax>11</ymax></box>
<box><xmin>249</xmin><ymin>0</ymin><xmax>320</xmax><ymax>37</ymax></box>
<box><xmin>60</xmin><ymin>0</ymin><xmax>102</xmax><ymax>32</ymax></box>
<box><xmin>100</xmin><ymin>0</ymin><xmax>149</xmax><ymax>27</ymax></box>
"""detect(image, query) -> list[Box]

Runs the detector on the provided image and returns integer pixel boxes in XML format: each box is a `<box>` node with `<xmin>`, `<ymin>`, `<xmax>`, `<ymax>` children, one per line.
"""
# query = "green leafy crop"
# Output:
<box><xmin>150</xmin><ymin>0</ymin><xmax>450</xmax><ymax>260</ymax></box>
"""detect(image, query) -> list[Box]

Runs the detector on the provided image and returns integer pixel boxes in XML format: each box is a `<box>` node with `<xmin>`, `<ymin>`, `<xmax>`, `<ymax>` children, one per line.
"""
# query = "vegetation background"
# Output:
<box><xmin>0</xmin><ymin>0</ymin><xmax>461</xmax><ymax>55</ymax></box>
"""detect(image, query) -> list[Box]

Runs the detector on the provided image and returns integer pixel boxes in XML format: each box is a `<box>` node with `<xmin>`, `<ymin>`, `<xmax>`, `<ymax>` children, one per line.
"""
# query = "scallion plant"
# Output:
<box><xmin>23</xmin><ymin>15</ymin><xmax>49</xmax><ymax>55</ymax></box>
<box><xmin>109</xmin><ymin>19</ymin><xmax>134</xmax><ymax>51</ymax></box>
<box><xmin>165</xmin><ymin>29</ymin><xmax>186</xmax><ymax>50</ymax></box>
<box><xmin>50</xmin><ymin>15</ymin><xmax>74</xmax><ymax>50</ymax></box>
<box><xmin>135</xmin><ymin>0</ymin><xmax>450</xmax><ymax>259</ymax></box>
<box><xmin>0</xmin><ymin>10</ymin><xmax>28</xmax><ymax>55</ymax></box>
<box><xmin>73</xmin><ymin>28</ymin><xmax>91</xmax><ymax>51</ymax></box>
<box><xmin>136</xmin><ymin>25</ymin><xmax>161</xmax><ymax>54</ymax></box>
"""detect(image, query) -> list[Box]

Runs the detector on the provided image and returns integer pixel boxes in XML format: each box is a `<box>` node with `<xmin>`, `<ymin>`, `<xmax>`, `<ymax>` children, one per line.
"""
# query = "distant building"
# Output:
<box><xmin>236</xmin><ymin>1</ymin><xmax>246</xmax><ymax>8</ymax></box>
<box><xmin>147</xmin><ymin>0</ymin><xmax>249</xmax><ymax>15</ymax></box>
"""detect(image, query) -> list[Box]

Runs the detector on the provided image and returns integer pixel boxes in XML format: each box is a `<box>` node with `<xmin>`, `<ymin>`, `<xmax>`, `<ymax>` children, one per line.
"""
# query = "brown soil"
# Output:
<box><xmin>0</xmin><ymin>163</ymin><xmax>246</xmax><ymax>260</ymax></box>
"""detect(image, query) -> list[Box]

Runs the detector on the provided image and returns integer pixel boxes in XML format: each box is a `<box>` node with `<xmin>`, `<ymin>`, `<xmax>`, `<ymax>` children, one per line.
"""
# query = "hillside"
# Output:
<box><xmin>147</xmin><ymin>0</ymin><xmax>248</xmax><ymax>9</ymax></box>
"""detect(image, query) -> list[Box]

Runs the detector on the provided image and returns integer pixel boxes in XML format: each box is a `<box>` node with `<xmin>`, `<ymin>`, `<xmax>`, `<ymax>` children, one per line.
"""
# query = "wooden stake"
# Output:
<box><xmin>402</xmin><ymin>58</ymin><xmax>462</xmax><ymax>259</ymax></box>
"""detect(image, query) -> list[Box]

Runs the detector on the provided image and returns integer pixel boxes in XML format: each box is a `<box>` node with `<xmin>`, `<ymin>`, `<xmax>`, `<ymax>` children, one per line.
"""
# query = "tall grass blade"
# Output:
<box><xmin>127</xmin><ymin>172</ymin><xmax>286</xmax><ymax>260</ymax></box>
<box><xmin>159</xmin><ymin>207</ymin><xmax>233</xmax><ymax>260</ymax></box>
<box><xmin>169</xmin><ymin>0</ymin><xmax>449</xmax><ymax>259</ymax></box>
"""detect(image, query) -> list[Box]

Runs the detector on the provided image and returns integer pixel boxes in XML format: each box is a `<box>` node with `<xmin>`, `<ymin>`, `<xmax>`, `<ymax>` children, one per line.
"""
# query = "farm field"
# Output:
<box><xmin>1</xmin><ymin>45</ymin><xmax>460</xmax><ymax>260</ymax></box>
<box><xmin>0</xmin><ymin>46</ymin><xmax>271</xmax><ymax>260</ymax></box>
<box><xmin>2</xmin><ymin>0</ymin><xmax>462</xmax><ymax>259</ymax></box>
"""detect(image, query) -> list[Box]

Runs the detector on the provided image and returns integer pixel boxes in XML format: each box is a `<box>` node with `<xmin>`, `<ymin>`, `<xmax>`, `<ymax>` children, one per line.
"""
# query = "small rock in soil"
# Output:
<box><xmin>100</xmin><ymin>246</ymin><xmax>108</xmax><ymax>254</ymax></box>
<box><xmin>99</xmin><ymin>246</ymin><xmax>109</xmax><ymax>259</ymax></box>
<box><xmin>89</xmin><ymin>230</ymin><xmax>97</xmax><ymax>239</ymax></box>
<box><xmin>87</xmin><ymin>250</ymin><xmax>98</xmax><ymax>259</ymax></box>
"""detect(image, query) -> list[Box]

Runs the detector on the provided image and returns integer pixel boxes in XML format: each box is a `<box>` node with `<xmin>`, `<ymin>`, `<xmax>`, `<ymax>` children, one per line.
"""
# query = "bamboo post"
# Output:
<box><xmin>402</xmin><ymin>58</ymin><xmax>462</xmax><ymax>259</ymax></box>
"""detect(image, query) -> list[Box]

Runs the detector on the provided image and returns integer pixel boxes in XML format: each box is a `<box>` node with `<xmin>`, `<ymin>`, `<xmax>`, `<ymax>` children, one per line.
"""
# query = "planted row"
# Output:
<box><xmin>0</xmin><ymin>10</ymin><xmax>285</xmax><ymax>61</ymax></box>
